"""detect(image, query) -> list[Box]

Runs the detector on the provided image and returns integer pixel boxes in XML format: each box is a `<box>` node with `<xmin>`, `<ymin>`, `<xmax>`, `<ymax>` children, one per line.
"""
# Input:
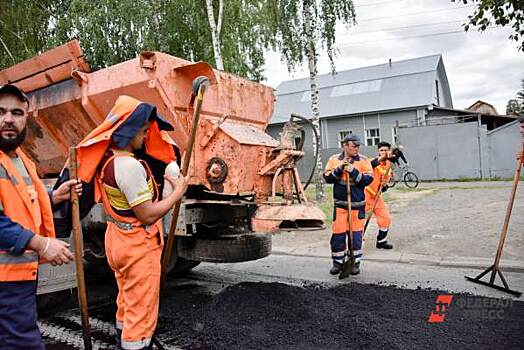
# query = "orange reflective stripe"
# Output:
<box><xmin>0</xmin><ymin>251</ymin><xmax>39</xmax><ymax>281</ymax></box>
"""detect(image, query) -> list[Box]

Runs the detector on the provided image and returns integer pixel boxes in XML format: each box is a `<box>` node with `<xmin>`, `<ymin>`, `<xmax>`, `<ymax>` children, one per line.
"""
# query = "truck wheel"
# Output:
<box><xmin>167</xmin><ymin>253</ymin><xmax>201</xmax><ymax>277</ymax></box>
<box><xmin>177</xmin><ymin>233</ymin><xmax>272</xmax><ymax>263</ymax></box>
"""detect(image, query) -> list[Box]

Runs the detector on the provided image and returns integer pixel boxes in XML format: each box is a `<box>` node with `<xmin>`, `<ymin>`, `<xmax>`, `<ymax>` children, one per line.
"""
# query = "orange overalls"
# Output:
<box><xmin>323</xmin><ymin>152</ymin><xmax>374</xmax><ymax>264</ymax></box>
<box><xmin>365</xmin><ymin>159</ymin><xmax>392</xmax><ymax>243</ymax></box>
<box><xmin>76</xmin><ymin>96</ymin><xmax>176</xmax><ymax>350</ymax></box>
<box><xmin>98</xmin><ymin>153</ymin><xmax>163</xmax><ymax>349</ymax></box>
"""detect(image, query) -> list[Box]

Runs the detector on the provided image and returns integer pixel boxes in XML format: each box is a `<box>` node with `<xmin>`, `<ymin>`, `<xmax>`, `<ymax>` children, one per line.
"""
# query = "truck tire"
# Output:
<box><xmin>177</xmin><ymin>233</ymin><xmax>272</xmax><ymax>263</ymax></box>
<box><xmin>167</xmin><ymin>254</ymin><xmax>201</xmax><ymax>277</ymax></box>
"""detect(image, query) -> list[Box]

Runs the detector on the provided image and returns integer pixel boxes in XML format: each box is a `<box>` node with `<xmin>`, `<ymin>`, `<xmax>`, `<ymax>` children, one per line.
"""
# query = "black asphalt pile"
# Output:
<box><xmin>158</xmin><ymin>282</ymin><xmax>524</xmax><ymax>350</ymax></box>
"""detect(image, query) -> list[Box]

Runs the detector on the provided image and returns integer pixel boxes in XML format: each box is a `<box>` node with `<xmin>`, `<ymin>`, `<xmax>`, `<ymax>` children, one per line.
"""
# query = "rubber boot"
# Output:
<box><xmin>350</xmin><ymin>261</ymin><xmax>361</xmax><ymax>275</ymax></box>
<box><xmin>376</xmin><ymin>241</ymin><xmax>393</xmax><ymax>249</ymax></box>
<box><xmin>376</xmin><ymin>229</ymin><xmax>393</xmax><ymax>249</ymax></box>
<box><xmin>115</xmin><ymin>328</ymin><xmax>122</xmax><ymax>350</ymax></box>
<box><xmin>330</xmin><ymin>261</ymin><xmax>343</xmax><ymax>275</ymax></box>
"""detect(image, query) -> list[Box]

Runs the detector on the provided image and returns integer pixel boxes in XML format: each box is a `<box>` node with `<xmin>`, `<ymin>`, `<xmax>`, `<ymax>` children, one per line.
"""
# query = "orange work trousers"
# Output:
<box><xmin>331</xmin><ymin>207</ymin><xmax>364</xmax><ymax>234</ymax></box>
<box><xmin>365</xmin><ymin>195</ymin><xmax>391</xmax><ymax>230</ymax></box>
<box><xmin>105</xmin><ymin>221</ymin><xmax>163</xmax><ymax>350</ymax></box>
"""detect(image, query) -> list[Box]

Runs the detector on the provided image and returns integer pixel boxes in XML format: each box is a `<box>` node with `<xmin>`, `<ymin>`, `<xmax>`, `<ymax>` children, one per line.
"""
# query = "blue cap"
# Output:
<box><xmin>342</xmin><ymin>134</ymin><xmax>361</xmax><ymax>146</ymax></box>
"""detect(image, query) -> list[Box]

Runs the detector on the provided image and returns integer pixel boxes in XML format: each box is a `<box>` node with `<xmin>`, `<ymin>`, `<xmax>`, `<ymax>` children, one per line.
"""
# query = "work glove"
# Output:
<box><xmin>382</xmin><ymin>185</ymin><xmax>389</xmax><ymax>193</ymax></box>
<box><xmin>333</xmin><ymin>162</ymin><xmax>354</xmax><ymax>177</ymax></box>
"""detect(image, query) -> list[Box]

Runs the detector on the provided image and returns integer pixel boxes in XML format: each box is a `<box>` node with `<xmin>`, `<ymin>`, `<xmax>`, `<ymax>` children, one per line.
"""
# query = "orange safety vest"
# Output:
<box><xmin>76</xmin><ymin>95</ymin><xmax>177</xmax><ymax>203</ymax></box>
<box><xmin>0</xmin><ymin>149</ymin><xmax>55</xmax><ymax>282</ymax></box>
<box><xmin>365</xmin><ymin>160</ymin><xmax>392</xmax><ymax>197</ymax></box>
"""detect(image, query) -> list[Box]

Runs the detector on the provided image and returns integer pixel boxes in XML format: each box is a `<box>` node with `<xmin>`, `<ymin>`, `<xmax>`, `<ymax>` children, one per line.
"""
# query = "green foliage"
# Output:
<box><xmin>453</xmin><ymin>0</ymin><xmax>524</xmax><ymax>51</ymax></box>
<box><xmin>506</xmin><ymin>98</ymin><xmax>522</xmax><ymax>114</ymax></box>
<box><xmin>269</xmin><ymin>0</ymin><xmax>356</xmax><ymax>72</ymax></box>
<box><xmin>1</xmin><ymin>0</ymin><xmax>357</xmax><ymax>80</ymax></box>
<box><xmin>0</xmin><ymin>0</ymin><xmax>56</xmax><ymax>68</ymax></box>
<box><xmin>0</xmin><ymin>0</ymin><xmax>276</xmax><ymax>81</ymax></box>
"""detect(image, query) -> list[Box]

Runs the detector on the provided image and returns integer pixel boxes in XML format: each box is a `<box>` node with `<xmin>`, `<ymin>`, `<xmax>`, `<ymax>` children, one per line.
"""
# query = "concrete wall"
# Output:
<box><xmin>487</xmin><ymin>121</ymin><xmax>522</xmax><ymax>178</ymax></box>
<box><xmin>397</xmin><ymin>122</ymin><xmax>484</xmax><ymax>180</ymax></box>
<box><xmin>397</xmin><ymin>121</ymin><xmax>521</xmax><ymax>180</ymax></box>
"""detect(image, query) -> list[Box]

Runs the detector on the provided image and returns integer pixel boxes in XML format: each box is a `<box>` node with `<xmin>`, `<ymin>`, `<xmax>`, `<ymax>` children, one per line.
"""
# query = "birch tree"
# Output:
<box><xmin>205</xmin><ymin>0</ymin><xmax>225</xmax><ymax>70</ymax></box>
<box><xmin>271</xmin><ymin>0</ymin><xmax>356</xmax><ymax>201</ymax></box>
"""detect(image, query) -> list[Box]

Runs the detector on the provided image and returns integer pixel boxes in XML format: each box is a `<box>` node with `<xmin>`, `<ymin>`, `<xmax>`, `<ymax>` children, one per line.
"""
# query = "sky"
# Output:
<box><xmin>261</xmin><ymin>0</ymin><xmax>524</xmax><ymax>113</ymax></box>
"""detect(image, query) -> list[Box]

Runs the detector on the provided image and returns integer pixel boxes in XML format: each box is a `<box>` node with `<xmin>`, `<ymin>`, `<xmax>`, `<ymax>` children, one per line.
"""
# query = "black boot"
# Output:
<box><xmin>350</xmin><ymin>261</ymin><xmax>361</xmax><ymax>275</ymax></box>
<box><xmin>330</xmin><ymin>261</ymin><xmax>343</xmax><ymax>275</ymax></box>
<box><xmin>115</xmin><ymin>328</ymin><xmax>122</xmax><ymax>350</ymax></box>
<box><xmin>376</xmin><ymin>230</ymin><xmax>393</xmax><ymax>249</ymax></box>
<box><xmin>376</xmin><ymin>241</ymin><xmax>393</xmax><ymax>249</ymax></box>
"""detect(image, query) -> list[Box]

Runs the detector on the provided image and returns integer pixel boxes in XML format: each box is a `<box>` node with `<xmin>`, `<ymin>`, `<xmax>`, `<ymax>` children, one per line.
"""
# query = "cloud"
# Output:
<box><xmin>263</xmin><ymin>0</ymin><xmax>524</xmax><ymax>113</ymax></box>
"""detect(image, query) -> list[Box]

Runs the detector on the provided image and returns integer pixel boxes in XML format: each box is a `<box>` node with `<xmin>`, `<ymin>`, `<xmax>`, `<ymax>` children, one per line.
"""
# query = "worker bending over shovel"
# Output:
<box><xmin>324</xmin><ymin>134</ymin><xmax>373</xmax><ymax>276</ymax></box>
<box><xmin>365</xmin><ymin>141</ymin><xmax>394</xmax><ymax>249</ymax></box>
<box><xmin>76</xmin><ymin>95</ymin><xmax>187</xmax><ymax>350</ymax></box>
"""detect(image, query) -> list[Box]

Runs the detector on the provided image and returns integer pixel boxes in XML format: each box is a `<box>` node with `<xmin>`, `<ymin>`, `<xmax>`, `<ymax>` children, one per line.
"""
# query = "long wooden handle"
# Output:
<box><xmin>160</xmin><ymin>83</ymin><xmax>208</xmax><ymax>286</ymax></box>
<box><xmin>69</xmin><ymin>147</ymin><xmax>92</xmax><ymax>350</ymax></box>
<box><xmin>493</xmin><ymin>143</ymin><xmax>524</xmax><ymax>269</ymax></box>
<box><xmin>346</xmin><ymin>172</ymin><xmax>354</xmax><ymax>261</ymax></box>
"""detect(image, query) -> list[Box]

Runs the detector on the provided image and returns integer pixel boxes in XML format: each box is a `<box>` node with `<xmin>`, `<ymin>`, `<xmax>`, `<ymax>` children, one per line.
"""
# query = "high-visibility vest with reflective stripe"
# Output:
<box><xmin>0</xmin><ymin>149</ymin><xmax>55</xmax><ymax>282</ymax></box>
<box><xmin>365</xmin><ymin>160</ymin><xmax>392</xmax><ymax>197</ymax></box>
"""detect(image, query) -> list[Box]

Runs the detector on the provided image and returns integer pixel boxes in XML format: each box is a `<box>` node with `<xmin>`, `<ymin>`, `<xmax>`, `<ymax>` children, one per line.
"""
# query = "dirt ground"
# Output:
<box><xmin>275</xmin><ymin>181</ymin><xmax>524</xmax><ymax>262</ymax></box>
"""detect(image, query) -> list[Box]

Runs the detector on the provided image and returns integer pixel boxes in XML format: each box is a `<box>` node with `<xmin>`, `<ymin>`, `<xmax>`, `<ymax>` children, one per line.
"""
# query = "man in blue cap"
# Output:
<box><xmin>323</xmin><ymin>134</ymin><xmax>374</xmax><ymax>275</ymax></box>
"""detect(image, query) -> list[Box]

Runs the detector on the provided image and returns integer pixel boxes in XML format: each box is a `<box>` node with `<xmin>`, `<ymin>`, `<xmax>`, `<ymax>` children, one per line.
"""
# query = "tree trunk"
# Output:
<box><xmin>303</xmin><ymin>0</ymin><xmax>325</xmax><ymax>202</ymax></box>
<box><xmin>205</xmin><ymin>0</ymin><xmax>225</xmax><ymax>70</ymax></box>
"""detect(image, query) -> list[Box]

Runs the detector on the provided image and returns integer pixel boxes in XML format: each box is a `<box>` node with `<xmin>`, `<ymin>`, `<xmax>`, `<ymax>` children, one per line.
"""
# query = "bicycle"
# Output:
<box><xmin>388</xmin><ymin>163</ymin><xmax>419</xmax><ymax>189</ymax></box>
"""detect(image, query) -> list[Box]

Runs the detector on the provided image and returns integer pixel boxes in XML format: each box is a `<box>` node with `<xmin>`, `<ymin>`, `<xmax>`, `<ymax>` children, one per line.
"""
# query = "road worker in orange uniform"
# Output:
<box><xmin>324</xmin><ymin>134</ymin><xmax>374</xmax><ymax>275</ymax></box>
<box><xmin>0</xmin><ymin>84</ymin><xmax>81</xmax><ymax>350</ymax></box>
<box><xmin>365</xmin><ymin>141</ymin><xmax>394</xmax><ymax>249</ymax></box>
<box><xmin>76</xmin><ymin>95</ymin><xmax>187</xmax><ymax>350</ymax></box>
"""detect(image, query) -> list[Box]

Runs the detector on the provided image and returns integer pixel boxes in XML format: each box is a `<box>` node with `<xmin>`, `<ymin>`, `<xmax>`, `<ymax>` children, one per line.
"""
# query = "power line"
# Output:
<box><xmin>344</xmin><ymin>19</ymin><xmax>465</xmax><ymax>37</ymax></box>
<box><xmin>338</xmin><ymin>25</ymin><xmax>502</xmax><ymax>47</ymax></box>
<box><xmin>358</xmin><ymin>4</ymin><xmax>476</xmax><ymax>22</ymax></box>
<box><xmin>354</xmin><ymin>0</ymin><xmax>402</xmax><ymax>8</ymax></box>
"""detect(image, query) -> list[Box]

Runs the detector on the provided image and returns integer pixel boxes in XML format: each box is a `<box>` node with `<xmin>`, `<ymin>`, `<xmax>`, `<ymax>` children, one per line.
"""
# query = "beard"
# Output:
<box><xmin>0</xmin><ymin>127</ymin><xmax>26</xmax><ymax>152</ymax></box>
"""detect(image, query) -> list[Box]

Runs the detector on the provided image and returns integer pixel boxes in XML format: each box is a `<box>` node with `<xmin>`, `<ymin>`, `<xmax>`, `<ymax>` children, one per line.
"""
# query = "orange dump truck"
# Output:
<box><xmin>0</xmin><ymin>41</ymin><xmax>325</xmax><ymax>294</ymax></box>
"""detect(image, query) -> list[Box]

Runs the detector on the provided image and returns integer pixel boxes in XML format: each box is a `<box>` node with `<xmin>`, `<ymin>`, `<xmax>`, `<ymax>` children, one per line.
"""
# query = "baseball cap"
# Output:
<box><xmin>342</xmin><ymin>134</ymin><xmax>362</xmax><ymax>146</ymax></box>
<box><xmin>0</xmin><ymin>84</ymin><xmax>29</xmax><ymax>107</ymax></box>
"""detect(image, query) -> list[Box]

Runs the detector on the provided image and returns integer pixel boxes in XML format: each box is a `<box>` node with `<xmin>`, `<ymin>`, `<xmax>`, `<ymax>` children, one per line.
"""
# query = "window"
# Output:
<box><xmin>433</xmin><ymin>80</ymin><xmax>440</xmax><ymax>105</ymax></box>
<box><xmin>338</xmin><ymin>130</ymin><xmax>353</xmax><ymax>147</ymax></box>
<box><xmin>392</xmin><ymin>127</ymin><xmax>398</xmax><ymax>144</ymax></box>
<box><xmin>392</xmin><ymin>124</ymin><xmax>407</xmax><ymax>144</ymax></box>
<box><xmin>331</xmin><ymin>79</ymin><xmax>382</xmax><ymax>97</ymax></box>
<box><xmin>365</xmin><ymin>128</ymin><xmax>380</xmax><ymax>146</ymax></box>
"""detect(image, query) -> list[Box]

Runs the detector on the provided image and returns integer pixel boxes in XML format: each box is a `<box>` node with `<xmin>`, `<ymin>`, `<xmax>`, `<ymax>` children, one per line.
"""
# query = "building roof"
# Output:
<box><xmin>271</xmin><ymin>54</ymin><xmax>451</xmax><ymax>124</ymax></box>
<box><xmin>466</xmin><ymin>100</ymin><xmax>498</xmax><ymax>115</ymax></box>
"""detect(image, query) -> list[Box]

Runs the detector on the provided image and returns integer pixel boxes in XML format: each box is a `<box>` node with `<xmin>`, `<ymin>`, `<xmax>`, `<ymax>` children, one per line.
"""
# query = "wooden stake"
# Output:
<box><xmin>69</xmin><ymin>147</ymin><xmax>92</xmax><ymax>350</ymax></box>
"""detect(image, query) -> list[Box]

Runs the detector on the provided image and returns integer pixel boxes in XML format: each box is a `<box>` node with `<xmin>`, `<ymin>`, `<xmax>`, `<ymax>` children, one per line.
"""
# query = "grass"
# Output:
<box><xmin>305</xmin><ymin>185</ymin><xmax>394</xmax><ymax>225</ymax></box>
<box><xmin>423</xmin><ymin>176</ymin><xmax>524</xmax><ymax>182</ymax></box>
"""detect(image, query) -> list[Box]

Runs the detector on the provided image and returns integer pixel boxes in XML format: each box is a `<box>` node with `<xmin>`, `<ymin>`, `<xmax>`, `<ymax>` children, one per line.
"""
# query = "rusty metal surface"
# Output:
<box><xmin>218</xmin><ymin>120</ymin><xmax>280</xmax><ymax>147</ymax></box>
<box><xmin>0</xmin><ymin>40</ymin><xmax>90</xmax><ymax>93</ymax></box>
<box><xmin>251</xmin><ymin>204</ymin><xmax>326</xmax><ymax>233</ymax></box>
<box><xmin>0</xmin><ymin>42</ymin><xmax>323</xmax><ymax>233</ymax></box>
